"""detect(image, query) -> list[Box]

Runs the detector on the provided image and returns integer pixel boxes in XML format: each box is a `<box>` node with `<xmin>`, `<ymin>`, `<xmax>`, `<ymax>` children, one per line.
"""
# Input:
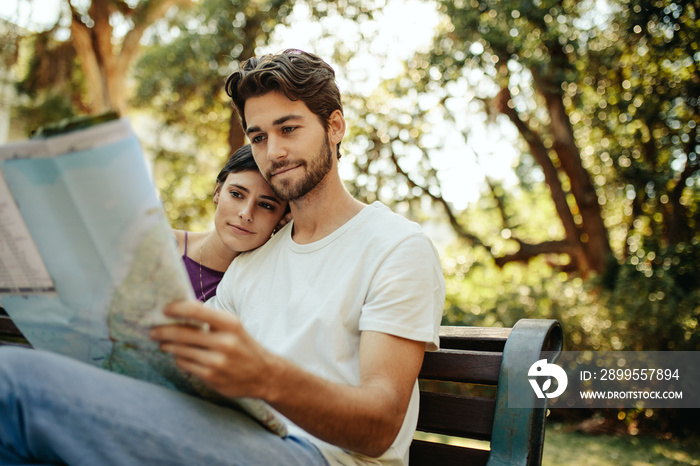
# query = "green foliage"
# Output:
<box><xmin>441</xmin><ymin>186</ymin><xmax>610</xmax><ymax>352</ymax></box>
<box><xmin>595</xmin><ymin>241</ymin><xmax>700</xmax><ymax>351</ymax></box>
<box><xmin>12</xmin><ymin>31</ymin><xmax>86</xmax><ymax>136</ymax></box>
<box><xmin>571</xmin><ymin>0</ymin><xmax>700</xmax><ymax>351</ymax></box>
<box><xmin>150</xmin><ymin>145</ymin><xmax>221</xmax><ymax>231</ymax></box>
<box><xmin>543</xmin><ymin>423</ymin><xmax>700</xmax><ymax>465</ymax></box>
<box><xmin>572</xmin><ymin>0</ymin><xmax>699</xmax><ymax>252</ymax></box>
<box><xmin>442</xmin><ymin>184</ymin><xmax>699</xmax><ymax>352</ymax></box>
<box><xmin>13</xmin><ymin>92</ymin><xmax>78</xmax><ymax>137</ymax></box>
<box><xmin>349</xmin><ymin>0</ymin><xmax>700</xmax><ymax>352</ymax></box>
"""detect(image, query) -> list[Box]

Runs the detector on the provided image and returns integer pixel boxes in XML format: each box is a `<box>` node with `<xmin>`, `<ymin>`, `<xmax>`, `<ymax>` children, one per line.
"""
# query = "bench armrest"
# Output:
<box><xmin>488</xmin><ymin>319</ymin><xmax>563</xmax><ymax>466</ymax></box>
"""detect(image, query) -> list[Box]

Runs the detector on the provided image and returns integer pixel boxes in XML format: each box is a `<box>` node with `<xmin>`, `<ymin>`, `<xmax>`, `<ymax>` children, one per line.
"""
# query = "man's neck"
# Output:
<box><xmin>288</xmin><ymin>171</ymin><xmax>366</xmax><ymax>245</ymax></box>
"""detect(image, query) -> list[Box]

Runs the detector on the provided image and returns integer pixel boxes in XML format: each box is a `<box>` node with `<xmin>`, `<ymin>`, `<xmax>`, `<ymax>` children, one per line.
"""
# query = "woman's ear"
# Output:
<box><xmin>213</xmin><ymin>182</ymin><xmax>222</xmax><ymax>204</ymax></box>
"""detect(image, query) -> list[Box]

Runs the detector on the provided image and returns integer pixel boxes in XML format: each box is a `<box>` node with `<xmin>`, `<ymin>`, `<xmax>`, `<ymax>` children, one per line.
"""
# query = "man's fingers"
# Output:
<box><xmin>162</xmin><ymin>300</ymin><xmax>242</xmax><ymax>333</ymax></box>
<box><xmin>160</xmin><ymin>342</ymin><xmax>224</xmax><ymax>367</ymax></box>
<box><xmin>150</xmin><ymin>324</ymin><xmax>208</xmax><ymax>346</ymax></box>
<box><xmin>174</xmin><ymin>358</ymin><xmax>213</xmax><ymax>380</ymax></box>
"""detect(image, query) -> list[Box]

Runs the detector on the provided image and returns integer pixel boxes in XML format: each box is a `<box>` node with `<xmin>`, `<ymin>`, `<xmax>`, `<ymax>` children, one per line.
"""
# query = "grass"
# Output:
<box><xmin>414</xmin><ymin>424</ymin><xmax>700</xmax><ymax>466</ymax></box>
<box><xmin>543</xmin><ymin>424</ymin><xmax>700</xmax><ymax>466</ymax></box>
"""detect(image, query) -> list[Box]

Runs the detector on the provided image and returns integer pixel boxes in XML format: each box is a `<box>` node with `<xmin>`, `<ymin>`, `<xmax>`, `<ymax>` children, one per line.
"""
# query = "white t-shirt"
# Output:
<box><xmin>209</xmin><ymin>201</ymin><xmax>445</xmax><ymax>465</ymax></box>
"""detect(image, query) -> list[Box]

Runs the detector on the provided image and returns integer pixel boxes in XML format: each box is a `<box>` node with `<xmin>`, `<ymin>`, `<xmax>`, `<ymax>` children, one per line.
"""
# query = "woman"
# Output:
<box><xmin>173</xmin><ymin>145</ymin><xmax>288</xmax><ymax>301</ymax></box>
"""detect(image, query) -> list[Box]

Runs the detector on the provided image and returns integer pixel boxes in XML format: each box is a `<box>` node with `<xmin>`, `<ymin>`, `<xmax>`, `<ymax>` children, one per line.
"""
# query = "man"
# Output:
<box><xmin>0</xmin><ymin>49</ymin><xmax>444</xmax><ymax>465</ymax></box>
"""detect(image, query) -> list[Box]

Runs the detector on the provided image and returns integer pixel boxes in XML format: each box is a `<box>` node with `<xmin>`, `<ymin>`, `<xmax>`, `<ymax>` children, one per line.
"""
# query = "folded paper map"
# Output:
<box><xmin>0</xmin><ymin>118</ymin><xmax>286</xmax><ymax>437</ymax></box>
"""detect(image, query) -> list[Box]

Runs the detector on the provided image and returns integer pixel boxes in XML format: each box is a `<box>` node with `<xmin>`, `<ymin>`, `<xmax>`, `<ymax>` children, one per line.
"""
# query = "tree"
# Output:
<box><xmin>347</xmin><ymin>0</ymin><xmax>698</xmax><ymax>285</ymax></box>
<box><xmin>360</xmin><ymin>0</ymin><xmax>699</xmax><ymax>350</ymax></box>
<box><xmin>15</xmin><ymin>0</ymin><xmax>191</xmax><ymax>130</ymax></box>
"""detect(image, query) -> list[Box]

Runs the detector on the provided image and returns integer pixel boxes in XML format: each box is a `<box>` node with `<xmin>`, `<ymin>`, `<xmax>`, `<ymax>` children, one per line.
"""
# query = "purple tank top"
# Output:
<box><xmin>182</xmin><ymin>232</ymin><xmax>225</xmax><ymax>302</ymax></box>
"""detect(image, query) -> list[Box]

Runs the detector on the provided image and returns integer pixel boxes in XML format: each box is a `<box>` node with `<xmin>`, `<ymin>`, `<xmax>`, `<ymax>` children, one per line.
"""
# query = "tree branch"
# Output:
<box><xmin>493</xmin><ymin>239</ymin><xmax>576</xmax><ymax>268</ymax></box>
<box><xmin>530</xmin><ymin>65</ymin><xmax>611</xmax><ymax>273</ymax></box>
<box><xmin>495</xmin><ymin>87</ymin><xmax>584</xmax><ymax>244</ymax></box>
<box><xmin>484</xmin><ymin>176</ymin><xmax>510</xmax><ymax>229</ymax></box>
<box><xmin>385</xmin><ymin>142</ymin><xmax>487</xmax><ymax>249</ymax></box>
<box><xmin>120</xmin><ymin>0</ymin><xmax>192</xmax><ymax>70</ymax></box>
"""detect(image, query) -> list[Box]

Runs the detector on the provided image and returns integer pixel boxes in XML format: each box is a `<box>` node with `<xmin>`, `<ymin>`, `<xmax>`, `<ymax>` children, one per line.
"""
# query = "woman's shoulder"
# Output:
<box><xmin>172</xmin><ymin>229</ymin><xmax>190</xmax><ymax>255</ymax></box>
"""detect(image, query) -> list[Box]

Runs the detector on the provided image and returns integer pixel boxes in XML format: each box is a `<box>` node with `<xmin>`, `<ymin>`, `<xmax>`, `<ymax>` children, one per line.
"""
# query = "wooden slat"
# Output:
<box><xmin>409</xmin><ymin>439</ymin><xmax>490</xmax><ymax>466</ymax></box>
<box><xmin>0</xmin><ymin>316</ymin><xmax>22</xmax><ymax>335</ymax></box>
<box><xmin>417</xmin><ymin>392</ymin><xmax>496</xmax><ymax>439</ymax></box>
<box><xmin>0</xmin><ymin>312</ymin><xmax>31</xmax><ymax>347</ymax></box>
<box><xmin>420</xmin><ymin>349</ymin><xmax>502</xmax><ymax>385</ymax></box>
<box><xmin>439</xmin><ymin>326</ymin><xmax>511</xmax><ymax>352</ymax></box>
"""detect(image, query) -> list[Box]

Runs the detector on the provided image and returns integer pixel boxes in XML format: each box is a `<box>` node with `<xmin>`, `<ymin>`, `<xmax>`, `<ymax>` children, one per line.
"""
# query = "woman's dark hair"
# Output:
<box><xmin>225</xmin><ymin>49</ymin><xmax>343</xmax><ymax>158</ymax></box>
<box><xmin>216</xmin><ymin>144</ymin><xmax>258</xmax><ymax>187</ymax></box>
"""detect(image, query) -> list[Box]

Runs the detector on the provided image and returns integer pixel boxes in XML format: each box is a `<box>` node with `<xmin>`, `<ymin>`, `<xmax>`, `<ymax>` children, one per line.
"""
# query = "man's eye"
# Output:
<box><xmin>251</xmin><ymin>135</ymin><xmax>265</xmax><ymax>143</ymax></box>
<box><xmin>282</xmin><ymin>126</ymin><xmax>296</xmax><ymax>134</ymax></box>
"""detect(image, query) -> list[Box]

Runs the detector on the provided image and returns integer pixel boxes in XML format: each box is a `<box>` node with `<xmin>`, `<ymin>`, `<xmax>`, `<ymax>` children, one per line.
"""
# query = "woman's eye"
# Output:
<box><xmin>260</xmin><ymin>203</ymin><xmax>274</xmax><ymax>211</ymax></box>
<box><xmin>282</xmin><ymin>126</ymin><xmax>296</xmax><ymax>134</ymax></box>
<box><xmin>230</xmin><ymin>190</ymin><xmax>243</xmax><ymax>198</ymax></box>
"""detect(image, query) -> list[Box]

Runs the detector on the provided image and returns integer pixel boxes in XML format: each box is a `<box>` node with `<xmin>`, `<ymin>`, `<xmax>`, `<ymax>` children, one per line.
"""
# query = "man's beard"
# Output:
<box><xmin>267</xmin><ymin>137</ymin><xmax>334</xmax><ymax>201</ymax></box>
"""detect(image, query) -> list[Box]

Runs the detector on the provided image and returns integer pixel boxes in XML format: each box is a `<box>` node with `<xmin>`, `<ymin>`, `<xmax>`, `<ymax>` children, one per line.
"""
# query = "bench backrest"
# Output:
<box><xmin>410</xmin><ymin>319</ymin><xmax>563</xmax><ymax>466</ymax></box>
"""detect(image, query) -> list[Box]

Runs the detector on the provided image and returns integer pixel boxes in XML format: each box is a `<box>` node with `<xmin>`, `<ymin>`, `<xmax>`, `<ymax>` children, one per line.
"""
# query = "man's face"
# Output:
<box><xmin>244</xmin><ymin>92</ymin><xmax>335</xmax><ymax>202</ymax></box>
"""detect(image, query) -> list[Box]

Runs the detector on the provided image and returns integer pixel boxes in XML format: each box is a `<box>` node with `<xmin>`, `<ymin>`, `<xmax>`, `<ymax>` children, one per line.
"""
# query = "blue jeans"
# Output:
<box><xmin>0</xmin><ymin>347</ymin><xmax>328</xmax><ymax>466</ymax></box>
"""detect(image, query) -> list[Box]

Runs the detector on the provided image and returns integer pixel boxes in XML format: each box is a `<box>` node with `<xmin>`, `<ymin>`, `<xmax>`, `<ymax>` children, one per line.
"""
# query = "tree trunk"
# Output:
<box><xmin>70</xmin><ymin>4</ymin><xmax>110</xmax><ymax>113</ymax></box>
<box><xmin>69</xmin><ymin>0</ymin><xmax>189</xmax><ymax>115</ymax></box>
<box><xmin>495</xmin><ymin>87</ymin><xmax>591</xmax><ymax>274</ymax></box>
<box><xmin>531</xmin><ymin>70</ymin><xmax>612</xmax><ymax>274</ymax></box>
<box><xmin>228</xmin><ymin>111</ymin><xmax>246</xmax><ymax>153</ymax></box>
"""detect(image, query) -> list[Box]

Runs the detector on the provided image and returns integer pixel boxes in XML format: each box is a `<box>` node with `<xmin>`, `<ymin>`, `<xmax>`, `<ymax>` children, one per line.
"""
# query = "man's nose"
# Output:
<box><xmin>266</xmin><ymin>135</ymin><xmax>287</xmax><ymax>161</ymax></box>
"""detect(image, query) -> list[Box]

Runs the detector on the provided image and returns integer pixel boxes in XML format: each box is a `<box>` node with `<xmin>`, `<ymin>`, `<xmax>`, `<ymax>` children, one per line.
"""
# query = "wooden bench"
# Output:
<box><xmin>1</xmin><ymin>310</ymin><xmax>562</xmax><ymax>465</ymax></box>
<box><xmin>0</xmin><ymin>307</ymin><xmax>30</xmax><ymax>348</ymax></box>
<box><xmin>411</xmin><ymin>319</ymin><xmax>563</xmax><ymax>466</ymax></box>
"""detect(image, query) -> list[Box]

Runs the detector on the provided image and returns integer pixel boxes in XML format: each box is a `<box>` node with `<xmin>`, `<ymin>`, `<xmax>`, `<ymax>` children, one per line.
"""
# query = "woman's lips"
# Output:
<box><xmin>229</xmin><ymin>223</ymin><xmax>253</xmax><ymax>234</ymax></box>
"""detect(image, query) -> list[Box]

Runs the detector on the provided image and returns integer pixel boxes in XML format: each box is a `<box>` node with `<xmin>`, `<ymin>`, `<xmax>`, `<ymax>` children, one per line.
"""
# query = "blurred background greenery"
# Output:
<box><xmin>1</xmin><ymin>0</ymin><xmax>697</xmax><ymax>446</ymax></box>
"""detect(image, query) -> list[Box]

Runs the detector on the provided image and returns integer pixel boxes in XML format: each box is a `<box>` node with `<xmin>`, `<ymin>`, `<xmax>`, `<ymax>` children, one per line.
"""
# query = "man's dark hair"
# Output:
<box><xmin>225</xmin><ymin>49</ymin><xmax>343</xmax><ymax>158</ymax></box>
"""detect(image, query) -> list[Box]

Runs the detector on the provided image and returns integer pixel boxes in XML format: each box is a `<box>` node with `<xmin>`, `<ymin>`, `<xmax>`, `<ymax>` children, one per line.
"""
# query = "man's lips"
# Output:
<box><xmin>270</xmin><ymin>164</ymin><xmax>301</xmax><ymax>177</ymax></box>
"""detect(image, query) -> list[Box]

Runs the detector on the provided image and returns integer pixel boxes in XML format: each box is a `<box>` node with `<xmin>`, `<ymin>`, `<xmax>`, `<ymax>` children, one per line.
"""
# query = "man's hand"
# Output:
<box><xmin>150</xmin><ymin>301</ymin><xmax>276</xmax><ymax>400</ymax></box>
<box><xmin>151</xmin><ymin>301</ymin><xmax>425</xmax><ymax>458</ymax></box>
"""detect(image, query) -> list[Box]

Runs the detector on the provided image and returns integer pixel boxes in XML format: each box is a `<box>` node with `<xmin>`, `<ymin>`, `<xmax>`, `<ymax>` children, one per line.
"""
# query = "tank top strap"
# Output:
<box><xmin>183</xmin><ymin>231</ymin><xmax>188</xmax><ymax>256</ymax></box>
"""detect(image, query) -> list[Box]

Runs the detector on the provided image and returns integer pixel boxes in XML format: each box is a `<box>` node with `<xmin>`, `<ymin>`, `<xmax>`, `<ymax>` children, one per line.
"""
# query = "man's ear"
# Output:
<box><xmin>327</xmin><ymin>109</ymin><xmax>345</xmax><ymax>147</ymax></box>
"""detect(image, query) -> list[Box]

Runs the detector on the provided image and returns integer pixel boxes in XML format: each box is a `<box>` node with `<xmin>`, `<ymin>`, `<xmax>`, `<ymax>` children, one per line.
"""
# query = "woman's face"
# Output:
<box><xmin>213</xmin><ymin>170</ymin><xmax>287</xmax><ymax>253</ymax></box>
